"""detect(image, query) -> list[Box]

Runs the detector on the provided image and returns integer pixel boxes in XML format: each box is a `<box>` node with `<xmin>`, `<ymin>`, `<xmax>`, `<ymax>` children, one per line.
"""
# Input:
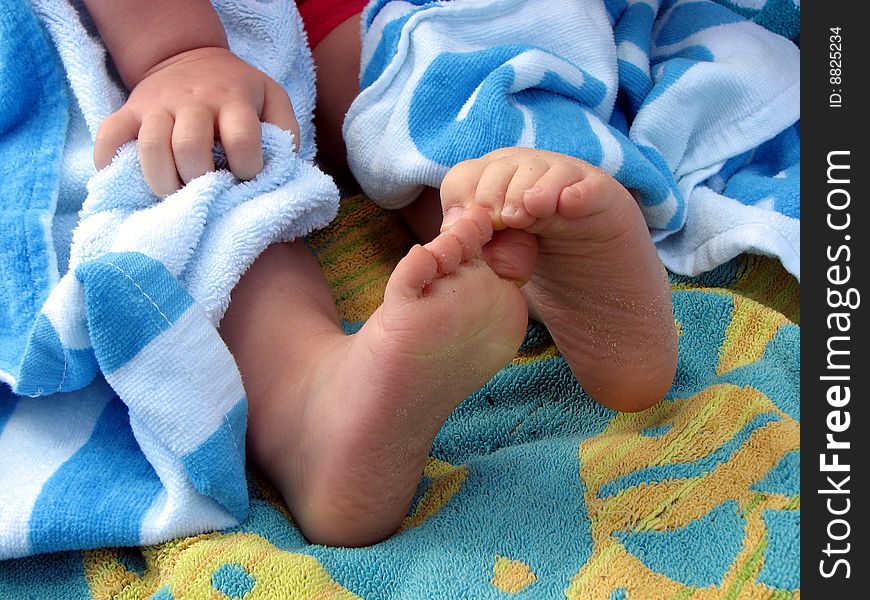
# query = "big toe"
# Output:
<box><xmin>384</xmin><ymin>244</ymin><xmax>440</xmax><ymax>303</ymax></box>
<box><xmin>482</xmin><ymin>229</ymin><xmax>538</xmax><ymax>286</ymax></box>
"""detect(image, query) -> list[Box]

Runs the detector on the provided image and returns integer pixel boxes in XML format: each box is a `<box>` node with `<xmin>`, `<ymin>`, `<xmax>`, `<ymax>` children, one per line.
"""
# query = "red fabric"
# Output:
<box><xmin>297</xmin><ymin>0</ymin><xmax>368</xmax><ymax>48</ymax></box>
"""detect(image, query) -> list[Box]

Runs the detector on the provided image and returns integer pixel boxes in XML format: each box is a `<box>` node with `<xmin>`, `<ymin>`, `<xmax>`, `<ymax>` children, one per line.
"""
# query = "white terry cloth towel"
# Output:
<box><xmin>344</xmin><ymin>0</ymin><xmax>800</xmax><ymax>279</ymax></box>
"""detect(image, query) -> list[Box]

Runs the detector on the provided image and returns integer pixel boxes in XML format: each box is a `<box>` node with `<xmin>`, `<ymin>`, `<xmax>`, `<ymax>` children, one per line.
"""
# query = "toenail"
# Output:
<box><xmin>443</xmin><ymin>207</ymin><xmax>463</xmax><ymax>227</ymax></box>
<box><xmin>524</xmin><ymin>185</ymin><xmax>543</xmax><ymax>197</ymax></box>
<box><xmin>503</xmin><ymin>205</ymin><xmax>518</xmax><ymax>217</ymax></box>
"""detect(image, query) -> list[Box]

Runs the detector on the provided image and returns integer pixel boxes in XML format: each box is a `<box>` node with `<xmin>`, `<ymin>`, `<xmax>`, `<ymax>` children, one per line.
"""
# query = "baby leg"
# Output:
<box><xmin>440</xmin><ymin>147</ymin><xmax>678</xmax><ymax>412</ymax></box>
<box><xmin>220</xmin><ymin>219</ymin><xmax>529</xmax><ymax>546</ymax></box>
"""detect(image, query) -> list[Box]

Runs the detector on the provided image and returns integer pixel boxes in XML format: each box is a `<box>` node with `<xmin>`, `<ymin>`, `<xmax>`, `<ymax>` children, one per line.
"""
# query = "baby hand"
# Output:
<box><xmin>94</xmin><ymin>46</ymin><xmax>298</xmax><ymax>196</ymax></box>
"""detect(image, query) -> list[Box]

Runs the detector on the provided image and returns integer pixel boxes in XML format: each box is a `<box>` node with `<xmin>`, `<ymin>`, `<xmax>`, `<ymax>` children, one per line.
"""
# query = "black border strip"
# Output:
<box><xmin>803</xmin><ymin>3</ymin><xmax>869</xmax><ymax>594</ymax></box>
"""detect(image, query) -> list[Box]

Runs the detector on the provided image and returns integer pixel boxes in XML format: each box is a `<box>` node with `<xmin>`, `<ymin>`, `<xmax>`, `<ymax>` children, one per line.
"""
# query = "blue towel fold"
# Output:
<box><xmin>0</xmin><ymin>0</ymin><xmax>339</xmax><ymax>559</ymax></box>
<box><xmin>344</xmin><ymin>0</ymin><xmax>800</xmax><ymax>278</ymax></box>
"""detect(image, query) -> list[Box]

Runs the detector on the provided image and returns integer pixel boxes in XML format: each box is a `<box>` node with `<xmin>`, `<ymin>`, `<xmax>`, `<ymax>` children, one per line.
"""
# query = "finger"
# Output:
<box><xmin>138</xmin><ymin>110</ymin><xmax>182</xmax><ymax>196</ymax></box>
<box><xmin>261</xmin><ymin>80</ymin><xmax>299</xmax><ymax>147</ymax></box>
<box><xmin>171</xmin><ymin>107</ymin><xmax>216</xmax><ymax>184</ymax></box>
<box><xmin>94</xmin><ymin>109</ymin><xmax>141</xmax><ymax>169</ymax></box>
<box><xmin>218</xmin><ymin>101</ymin><xmax>263</xmax><ymax>181</ymax></box>
<box><xmin>439</xmin><ymin>158</ymin><xmax>487</xmax><ymax>230</ymax></box>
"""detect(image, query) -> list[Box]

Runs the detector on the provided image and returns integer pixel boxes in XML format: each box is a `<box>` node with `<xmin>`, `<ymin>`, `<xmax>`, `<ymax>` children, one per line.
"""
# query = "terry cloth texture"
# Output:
<box><xmin>0</xmin><ymin>0</ymin><xmax>338</xmax><ymax>559</ymax></box>
<box><xmin>0</xmin><ymin>195</ymin><xmax>800</xmax><ymax>599</ymax></box>
<box><xmin>344</xmin><ymin>0</ymin><xmax>800</xmax><ymax>280</ymax></box>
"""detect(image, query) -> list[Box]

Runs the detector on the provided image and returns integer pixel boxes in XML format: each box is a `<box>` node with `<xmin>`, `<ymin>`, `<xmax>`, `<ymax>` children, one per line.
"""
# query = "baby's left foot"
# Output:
<box><xmin>441</xmin><ymin>148</ymin><xmax>677</xmax><ymax>411</ymax></box>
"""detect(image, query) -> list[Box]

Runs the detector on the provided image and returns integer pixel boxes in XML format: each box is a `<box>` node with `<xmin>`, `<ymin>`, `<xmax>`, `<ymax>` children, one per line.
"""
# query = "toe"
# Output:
<box><xmin>521</xmin><ymin>184</ymin><xmax>558</xmax><ymax>219</ymax></box>
<box><xmin>557</xmin><ymin>182</ymin><xmax>589</xmax><ymax>219</ymax></box>
<box><xmin>440</xmin><ymin>158</ymin><xmax>487</xmax><ymax>227</ymax></box>
<box><xmin>502</xmin><ymin>164</ymin><xmax>545</xmax><ymax>229</ymax></box>
<box><xmin>462</xmin><ymin>206</ymin><xmax>494</xmax><ymax>245</ymax></box>
<box><xmin>384</xmin><ymin>244</ymin><xmax>440</xmax><ymax>302</ymax></box>
<box><xmin>521</xmin><ymin>163</ymin><xmax>585</xmax><ymax>219</ymax></box>
<box><xmin>482</xmin><ymin>229</ymin><xmax>538</xmax><ymax>286</ymax></box>
<box><xmin>558</xmin><ymin>168</ymin><xmax>627</xmax><ymax>219</ymax></box>
<box><xmin>424</xmin><ymin>229</ymin><xmax>464</xmax><ymax>274</ymax></box>
<box><xmin>472</xmin><ymin>160</ymin><xmax>521</xmax><ymax>228</ymax></box>
<box><xmin>440</xmin><ymin>217</ymin><xmax>484</xmax><ymax>261</ymax></box>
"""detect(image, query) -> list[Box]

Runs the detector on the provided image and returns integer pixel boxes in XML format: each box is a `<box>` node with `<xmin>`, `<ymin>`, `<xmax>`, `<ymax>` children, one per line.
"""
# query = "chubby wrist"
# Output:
<box><xmin>139</xmin><ymin>46</ymin><xmax>236</xmax><ymax>84</ymax></box>
<box><xmin>118</xmin><ymin>34</ymin><xmax>230</xmax><ymax>90</ymax></box>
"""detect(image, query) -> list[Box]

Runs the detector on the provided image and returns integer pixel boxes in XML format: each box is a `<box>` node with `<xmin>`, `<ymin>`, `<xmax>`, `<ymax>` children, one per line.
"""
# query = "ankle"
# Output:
<box><xmin>245</xmin><ymin>330</ymin><xmax>348</xmax><ymax>474</ymax></box>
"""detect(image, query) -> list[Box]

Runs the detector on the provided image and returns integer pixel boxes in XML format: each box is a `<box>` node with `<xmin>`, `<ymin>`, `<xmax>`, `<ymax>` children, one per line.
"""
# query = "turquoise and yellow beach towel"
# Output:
<box><xmin>1</xmin><ymin>0</ymin><xmax>799</xmax><ymax>596</ymax></box>
<box><xmin>1</xmin><ymin>196</ymin><xmax>799</xmax><ymax>599</ymax></box>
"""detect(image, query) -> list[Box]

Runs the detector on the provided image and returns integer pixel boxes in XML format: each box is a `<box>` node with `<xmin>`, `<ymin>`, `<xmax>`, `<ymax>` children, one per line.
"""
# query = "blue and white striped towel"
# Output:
<box><xmin>344</xmin><ymin>0</ymin><xmax>800</xmax><ymax>278</ymax></box>
<box><xmin>0</xmin><ymin>0</ymin><xmax>338</xmax><ymax>559</ymax></box>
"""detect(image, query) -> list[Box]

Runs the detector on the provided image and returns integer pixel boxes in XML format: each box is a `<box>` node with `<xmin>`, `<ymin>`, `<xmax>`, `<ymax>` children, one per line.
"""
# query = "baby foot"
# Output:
<box><xmin>440</xmin><ymin>147</ymin><xmax>677</xmax><ymax>412</ymax></box>
<box><xmin>250</xmin><ymin>213</ymin><xmax>529</xmax><ymax>546</ymax></box>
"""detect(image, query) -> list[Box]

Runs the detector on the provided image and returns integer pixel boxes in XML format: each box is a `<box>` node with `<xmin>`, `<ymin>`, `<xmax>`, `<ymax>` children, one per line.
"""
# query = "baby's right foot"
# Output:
<box><xmin>440</xmin><ymin>148</ymin><xmax>677</xmax><ymax>412</ymax></box>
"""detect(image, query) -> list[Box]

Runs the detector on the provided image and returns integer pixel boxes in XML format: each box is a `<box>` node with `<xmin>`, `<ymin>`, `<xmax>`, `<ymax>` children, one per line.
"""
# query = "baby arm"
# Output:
<box><xmin>83</xmin><ymin>0</ymin><xmax>299</xmax><ymax>196</ymax></box>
